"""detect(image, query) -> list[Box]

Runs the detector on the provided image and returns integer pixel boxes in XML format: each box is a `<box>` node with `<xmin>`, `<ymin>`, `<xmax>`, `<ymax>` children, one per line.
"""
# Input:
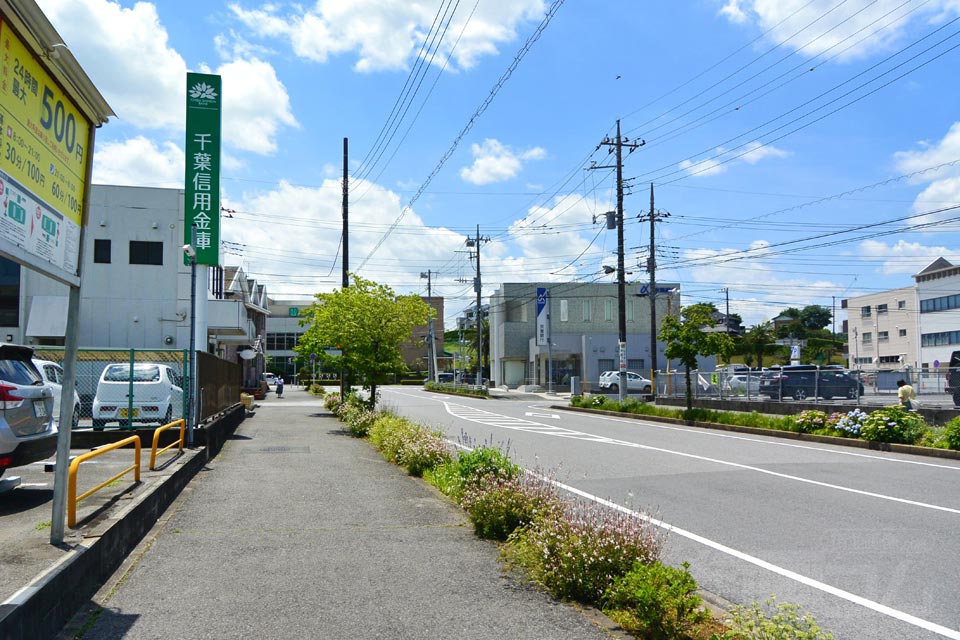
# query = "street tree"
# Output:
<box><xmin>296</xmin><ymin>275</ymin><xmax>433</xmax><ymax>407</ymax></box>
<box><xmin>659</xmin><ymin>303</ymin><xmax>734</xmax><ymax>412</ymax></box>
<box><xmin>798</xmin><ymin>304</ymin><xmax>832</xmax><ymax>331</ymax></box>
<box><xmin>740</xmin><ymin>322</ymin><xmax>776</xmax><ymax>369</ymax></box>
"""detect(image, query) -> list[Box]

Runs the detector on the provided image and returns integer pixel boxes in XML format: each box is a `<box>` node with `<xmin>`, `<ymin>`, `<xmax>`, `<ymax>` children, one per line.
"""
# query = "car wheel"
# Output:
<box><xmin>642</xmin><ymin>385</ymin><xmax>651</xmax><ymax>394</ymax></box>
<box><xmin>822</xmin><ymin>393</ymin><xmax>833</xmax><ymax>400</ymax></box>
<box><xmin>609</xmin><ymin>383</ymin><xmax>619</xmax><ymax>394</ymax></box>
<box><xmin>793</xmin><ymin>388</ymin><xmax>808</xmax><ymax>401</ymax></box>
<box><xmin>847</xmin><ymin>386</ymin><xmax>859</xmax><ymax>399</ymax></box>
<box><xmin>72</xmin><ymin>405</ymin><xmax>81</xmax><ymax>429</ymax></box>
<box><xmin>92</xmin><ymin>419</ymin><xmax>106</xmax><ymax>430</ymax></box>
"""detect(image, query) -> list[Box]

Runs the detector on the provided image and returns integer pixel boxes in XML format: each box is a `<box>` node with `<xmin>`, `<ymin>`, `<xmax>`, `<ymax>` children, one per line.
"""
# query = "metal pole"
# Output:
<box><xmin>475</xmin><ymin>226</ymin><xmax>483</xmax><ymax>387</ymax></box>
<box><xmin>648</xmin><ymin>183</ymin><xmax>657</xmax><ymax>393</ymax></box>
<box><xmin>50</xmin><ymin>284</ymin><xmax>81</xmax><ymax>544</ymax></box>
<box><xmin>547</xmin><ymin>290</ymin><xmax>554</xmax><ymax>395</ymax></box>
<box><xmin>188</xmin><ymin>225</ymin><xmax>197</xmax><ymax>447</ymax></box>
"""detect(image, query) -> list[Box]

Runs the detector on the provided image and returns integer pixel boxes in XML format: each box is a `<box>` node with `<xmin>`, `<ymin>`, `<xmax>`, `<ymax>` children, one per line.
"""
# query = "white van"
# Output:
<box><xmin>33</xmin><ymin>358</ymin><xmax>82</xmax><ymax>429</ymax></box>
<box><xmin>92</xmin><ymin>363</ymin><xmax>183</xmax><ymax>428</ymax></box>
<box><xmin>262</xmin><ymin>372</ymin><xmax>277</xmax><ymax>389</ymax></box>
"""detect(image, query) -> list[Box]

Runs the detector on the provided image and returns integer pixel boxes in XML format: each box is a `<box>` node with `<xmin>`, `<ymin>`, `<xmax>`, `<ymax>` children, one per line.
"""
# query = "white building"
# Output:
<box><xmin>3</xmin><ymin>184</ymin><xmax>269</xmax><ymax>385</ymax></box>
<box><xmin>843</xmin><ymin>257</ymin><xmax>960</xmax><ymax>371</ymax></box>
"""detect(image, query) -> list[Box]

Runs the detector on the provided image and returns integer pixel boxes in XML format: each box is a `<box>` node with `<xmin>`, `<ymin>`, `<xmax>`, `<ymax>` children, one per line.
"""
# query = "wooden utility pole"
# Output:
<box><xmin>342</xmin><ymin>137</ymin><xmax>349</xmax><ymax>288</ymax></box>
<box><xmin>639</xmin><ymin>184</ymin><xmax>669</xmax><ymax>394</ymax></box>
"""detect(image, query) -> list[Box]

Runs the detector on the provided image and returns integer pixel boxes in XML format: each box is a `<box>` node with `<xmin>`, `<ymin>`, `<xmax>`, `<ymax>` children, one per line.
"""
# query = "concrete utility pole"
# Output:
<box><xmin>421</xmin><ymin>270</ymin><xmax>437</xmax><ymax>383</ymax></box>
<box><xmin>342</xmin><ymin>137</ymin><xmax>349</xmax><ymax>289</ymax></box>
<box><xmin>638</xmin><ymin>184</ymin><xmax>668</xmax><ymax>395</ymax></box>
<box><xmin>467</xmin><ymin>227</ymin><xmax>490</xmax><ymax>387</ymax></box>
<box><xmin>593</xmin><ymin>120</ymin><xmax>644</xmax><ymax>403</ymax></box>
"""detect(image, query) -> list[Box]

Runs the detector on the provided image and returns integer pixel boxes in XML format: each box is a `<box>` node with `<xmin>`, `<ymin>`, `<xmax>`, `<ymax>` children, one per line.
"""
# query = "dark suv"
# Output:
<box><xmin>759</xmin><ymin>365</ymin><xmax>864</xmax><ymax>401</ymax></box>
<box><xmin>945</xmin><ymin>351</ymin><xmax>960</xmax><ymax>406</ymax></box>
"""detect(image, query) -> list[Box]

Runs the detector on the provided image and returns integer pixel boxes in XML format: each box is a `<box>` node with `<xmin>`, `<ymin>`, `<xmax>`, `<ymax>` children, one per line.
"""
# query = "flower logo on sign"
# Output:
<box><xmin>189</xmin><ymin>82</ymin><xmax>218</xmax><ymax>101</ymax></box>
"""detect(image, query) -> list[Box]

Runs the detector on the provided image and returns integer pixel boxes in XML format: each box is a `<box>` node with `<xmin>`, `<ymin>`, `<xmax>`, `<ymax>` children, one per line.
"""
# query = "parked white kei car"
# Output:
<box><xmin>33</xmin><ymin>358</ymin><xmax>82</xmax><ymax>429</ymax></box>
<box><xmin>597</xmin><ymin>370</ymin><xmax>652</xmax><ymax>394</ymax></box>
<box><xmin>92</xmin><ymin>363</ymin><xmax>183</xmax><ymax>429</ymax></box>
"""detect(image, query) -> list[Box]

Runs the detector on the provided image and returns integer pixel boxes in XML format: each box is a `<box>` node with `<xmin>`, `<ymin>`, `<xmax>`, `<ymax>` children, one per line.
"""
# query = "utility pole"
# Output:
<box><xmin>723</xmin><ymin>287</ymin><xmax>730</xmax><ymax>334</ymax></box>
<box><xmin>421</xmin><ymin>270</ymin><xmax>437</xmax><ymax>383</ymax></box>
<box><xmin>465</xmin><ymin>226</ymin><xmax>490</xmax><ymax>386</ymax></box>
<box><xmin>638</xmin><ymin>184</ymin><xmax>668</xmax><ymax>395</ymax></box>
<box><xmin>342</xmin><ymin>137</ymin><xmax>349</xmax><ymax>289</ymax></box>
<box><xmin>593</xmin><ymin>120</ymin><xmax>643</xmax><ymax>403</ymax></box>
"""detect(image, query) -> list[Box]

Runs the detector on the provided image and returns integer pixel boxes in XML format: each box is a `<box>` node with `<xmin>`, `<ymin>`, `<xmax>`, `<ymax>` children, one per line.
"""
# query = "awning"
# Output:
<box><xmin>25</xmin><ymin>296</ymin><xmax>69</xmax><ymax>337</ymax></box>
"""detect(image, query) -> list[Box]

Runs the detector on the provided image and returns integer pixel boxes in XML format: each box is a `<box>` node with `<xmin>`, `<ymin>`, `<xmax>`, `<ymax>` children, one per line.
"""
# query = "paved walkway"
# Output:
<box><xmin>59</xmin><ymin>387</ymin><xmax>613</xmax><ymax>640</ymax></box>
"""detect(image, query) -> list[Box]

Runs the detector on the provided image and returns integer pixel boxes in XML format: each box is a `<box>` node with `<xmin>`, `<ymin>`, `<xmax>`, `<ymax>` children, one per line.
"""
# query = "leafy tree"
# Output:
<box><xmin>659</xmin><ymin>303</ymin><xmax>734</xmax><ymax>411</ymax></box>
<box><xmin>296</xmin><ymin>275</ymin><xmax>433</xmax><ymax>407</ymax></box>
<box><xmin>740</xmin><ymin>322</ymin><xmax>777</xmax><ymax>369</ymax></box>
<box><xmin>799</xmin><ymin>304</ymin><xmax>832</xmax><ymax>331</ymax></box>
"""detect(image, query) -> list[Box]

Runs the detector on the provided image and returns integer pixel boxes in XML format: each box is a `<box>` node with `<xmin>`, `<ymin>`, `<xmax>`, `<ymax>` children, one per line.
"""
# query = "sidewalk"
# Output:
<box><xmin>58</xmin><ymin>387</ymin><xmax>615</xmax><ymax>640</ymax></box>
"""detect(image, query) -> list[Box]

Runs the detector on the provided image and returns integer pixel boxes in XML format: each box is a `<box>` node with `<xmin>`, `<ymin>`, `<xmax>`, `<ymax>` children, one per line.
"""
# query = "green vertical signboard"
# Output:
<box><xmin>184</xmin><ymin>72</ymin><xmax>221</xmax><ymax>265</ymax></box>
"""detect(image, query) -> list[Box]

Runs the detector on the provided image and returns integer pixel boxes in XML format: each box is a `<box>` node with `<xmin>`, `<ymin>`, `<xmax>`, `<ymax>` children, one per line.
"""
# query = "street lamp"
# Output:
<box><xmin>182</xmin><ymin>226</ymin><xmax>197</xmax><ymax>447</ymax></box>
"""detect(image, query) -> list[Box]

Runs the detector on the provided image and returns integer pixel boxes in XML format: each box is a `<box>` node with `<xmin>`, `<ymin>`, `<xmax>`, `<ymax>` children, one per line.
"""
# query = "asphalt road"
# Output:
<box><xmin>381</xmin><ymin>386</ymin><xmax>960</xmax><ymax>640</ymax></box>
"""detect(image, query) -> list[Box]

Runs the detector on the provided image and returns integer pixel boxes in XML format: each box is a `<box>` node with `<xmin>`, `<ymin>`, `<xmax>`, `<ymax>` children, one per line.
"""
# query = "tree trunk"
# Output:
<box><xmin>369</xmin><ymin>382</ymin><xmax>378</xmax><ymax>409</ymax></box>
<box><xmin>684</xmin><ymin>365</ymin><xmax>693</xmax><ymax>412</ymax></box>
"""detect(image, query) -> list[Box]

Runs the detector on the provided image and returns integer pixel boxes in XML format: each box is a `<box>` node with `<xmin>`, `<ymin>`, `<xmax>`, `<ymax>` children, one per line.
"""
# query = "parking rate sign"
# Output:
<box><xmin>536</xmin><ymin>287</ymin><xmax>547</xmax><ymax>346</ymax></box>
<box><xmin>184</xmin><ymin>72</ymin><xmax>221</xmax><ymax>266</ymax></box>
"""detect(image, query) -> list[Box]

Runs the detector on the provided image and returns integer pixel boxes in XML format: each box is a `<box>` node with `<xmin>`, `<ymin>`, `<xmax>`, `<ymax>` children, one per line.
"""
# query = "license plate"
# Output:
<box><xmin>34</xmin><ymin>400</ymin><xmax>46</xmax><ymax>417</ymax></box>
<box><xmin>119</xmin><ymin>408</ymin><xmax>140</xmax><ymax>418</ymax></box>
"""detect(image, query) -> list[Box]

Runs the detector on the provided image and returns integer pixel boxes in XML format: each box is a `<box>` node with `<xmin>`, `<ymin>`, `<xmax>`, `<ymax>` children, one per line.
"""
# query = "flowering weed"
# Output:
<box><xmin>502</xmin><ymin>499</ymin><xmax>662</xmax><ymax>605</ymax></box>
<box><xmin>715</xmin><ymin>596</ymin><xmax>834</xmax><ymax>640</ymax></box>
<box><xmin>461</xmin><ymin>472</ymin><xmax>563</xmax><ymax>541</ymax></box>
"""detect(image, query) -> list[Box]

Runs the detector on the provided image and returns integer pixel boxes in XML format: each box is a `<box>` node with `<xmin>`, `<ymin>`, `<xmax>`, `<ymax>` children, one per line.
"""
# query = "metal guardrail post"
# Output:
<box><xmin>150</xmin><ymin>419</ymin><xmax>186</xmax><ymax>470</ymax></box>
<box><xmin>68</xmin><ymin>435</ymin><xmax>141</xmax><ymax>528</ymax></box>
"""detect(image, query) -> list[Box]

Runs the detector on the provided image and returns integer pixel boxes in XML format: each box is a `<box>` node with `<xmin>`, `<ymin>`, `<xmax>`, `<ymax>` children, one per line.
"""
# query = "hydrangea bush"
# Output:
<box><xmin>858</xmin><ymin>405</ymin><xmax>926</xmax><ymax>444</ymax></box>
<box><xmin>792</xmin><ymin>410</ymin><xmax>828</xmax><ymax>434</ymax></box>
<box><xmin>830</xmin><ymin>408</ymin><xmax>868</xmax><ymax>437</ymax></box>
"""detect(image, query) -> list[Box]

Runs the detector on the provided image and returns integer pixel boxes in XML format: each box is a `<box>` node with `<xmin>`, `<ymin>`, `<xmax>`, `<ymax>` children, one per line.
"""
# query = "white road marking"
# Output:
<box><xmin>440</xmin><ymin>400</ymin><xmax>960</xmax><ymax>515</ymax></box>
<box><xmin>525</xmin><ymin>411</ymin><xmax>560</xmax><ymax>419</ymax></box>
<box><xmin>546</xmin><ymin>477</ymin><xmax>960</xmax><ymax>640</ymax></box>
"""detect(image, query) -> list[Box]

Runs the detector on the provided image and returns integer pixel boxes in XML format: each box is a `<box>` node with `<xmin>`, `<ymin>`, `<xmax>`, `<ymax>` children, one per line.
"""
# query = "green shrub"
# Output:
<box><xmin>339</xmin><ymin>405</ymin><xmax>378</xmax><ymax>437</ymax></box>
<box><xmin>601</xmin><ymin>561</ymin><xmax>709</xmax><ymax>640</ymax></box>
<box><xmin>424</xmin><ymin>462</ymin><xmax>464</xmax><ymax>498</ymax></box>
<box><xmin>368</xmin><ymin>413</ymin><xmax>418</xmax><ymax>462</ymax></box>
<box><xmin>502</xmin><ymin>500</ymin><xmax>662</xmax><ymax>604</ymax></box>
<box><xmin>943</xmin><ymin>417</ymin><xmax>960</xmax><ymax>450</ymax></box>
<box><xmin>323</xmin><ymin>392</ymin><xmax>342</xmax><ymax>414</ymax></box>
<box><xmin>396</xmin><ymin>427</ymin><xmax>453</xmax><ymax>477</ymax></box>
<box><xmin>792</xmin><ymin>410</ymin><xmax>829</xmax><ymax>434</ymax></box>
<box><xmin>715</xmin><ymin>597</ymin><xmax>834</xmax><ymax>640</ymax></box>
<box><xmin>456</xmin><ymin>446</ymin><xmax>522</xmax><ymax>489</ymax></box>
<box><xmin>859</xmin><ymin>405</ymin><xmax>927</xmax><ymax>444</ymax></box>
<box><xmin>461</xmin><ymin>472</ymin><xmax>562</xmax><ymax>541</ymax></box>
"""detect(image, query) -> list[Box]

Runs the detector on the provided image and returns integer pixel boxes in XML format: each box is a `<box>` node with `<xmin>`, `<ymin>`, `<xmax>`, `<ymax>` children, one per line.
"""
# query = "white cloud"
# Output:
<box><xmin>92</xmin><ymin>137</ymin><xmax>183</xmax><ymax>188</ymax></box>
<box><xmin>37</xmin><ymin>0</ymin><xmax>298</xmax><ymax>156</ymax></box>
<box><xmin>717</xmin><ymin>1</ymin><xmax>960</xmax><ymax>60</ymax></box>
<box><xmin>719</xmin><ymin>0</ymin><xmax>750</xmax><ymax>24</ymax></box>
<box><xmin>36</xmin><ymin>0</ymin><xmax>186</xmax><ymax>129</ymax></box>
<box><xmin>893</xmin><ymin>121</ymin><xmax>960</xmax><ymax>223</ymax></box>
<box><xmin>679</xmin><ymin>142</ymin><xmax>789</xmax><ymax>177</ymax></box>
<box><xmin>859</xmin><ymin>239</ymin><xmax>960</xmax><ymax>274</ymax></box>
<box><xmin>230</xmin><ymin>0</ymin><xmax>546</xmax><ymax>72</ymax></box>
<box><xmin>460</xmin><ymin>139</ymin><xmax>547</xmax><ymax>185</ymax></box>
<box><xmin>216</xmin><ymin>58</ymin><xmax>299</xmax><ymax>154</ymax></box>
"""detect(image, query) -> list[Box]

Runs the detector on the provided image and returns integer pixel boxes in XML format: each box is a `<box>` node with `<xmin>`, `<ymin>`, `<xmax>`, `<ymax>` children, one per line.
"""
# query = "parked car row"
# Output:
<box><xmin>758</xmin><ymin>365</ymin><xmax>864</xmax><ymax>401</ymax></box>
<box><xmin>598</xmin><ymin>370</ymin><xmax>652</xmax><ymax>394</ymax></box>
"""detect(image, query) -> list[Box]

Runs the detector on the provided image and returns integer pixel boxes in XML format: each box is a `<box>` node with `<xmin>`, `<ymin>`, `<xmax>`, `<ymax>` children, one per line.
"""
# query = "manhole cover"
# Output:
<box><xmin>255</xmin><ymin>446</ymin><xmax>310</xmax><ymax>453</ymax></box>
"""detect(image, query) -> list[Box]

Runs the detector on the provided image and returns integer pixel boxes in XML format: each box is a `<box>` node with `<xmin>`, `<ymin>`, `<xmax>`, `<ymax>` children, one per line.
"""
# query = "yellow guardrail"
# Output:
<box><xmin>150</xmin><ymin>419</ymin><xmax>186</xmax><ymax>470</ymax></box>
<box><xmin>68</xmin><ymin>435</ymin><xmax>141</xmax><ymax>528</ymax></box>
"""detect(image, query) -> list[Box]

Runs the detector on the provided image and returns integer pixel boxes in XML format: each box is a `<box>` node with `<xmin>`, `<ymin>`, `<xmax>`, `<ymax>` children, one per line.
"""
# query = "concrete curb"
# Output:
<box><xmin>555</xmin><ymin>404</ymin><xmax>960</xmax><ymax>461</ymax></box>
<box><xmin>0</xmin><ymin>405</ymin><xmax>244</xmax><ymax>640</ymax></box>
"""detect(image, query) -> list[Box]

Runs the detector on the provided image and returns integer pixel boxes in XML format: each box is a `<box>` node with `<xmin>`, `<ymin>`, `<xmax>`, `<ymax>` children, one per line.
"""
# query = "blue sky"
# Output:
<box><xmin>35</xmin><ymin>0</ymin><xmax>960</xmax><ymax>327</ymax></box>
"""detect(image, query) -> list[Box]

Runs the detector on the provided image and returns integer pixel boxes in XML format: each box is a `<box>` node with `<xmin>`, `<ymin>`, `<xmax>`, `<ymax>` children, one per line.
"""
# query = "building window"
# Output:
<box><xmin>877</xmin><ymin>303</ymin><xmax>888</xmax><ymax>314</ymax></box>
<box><xmin>898</xmin><ymin>300</ymin><xmax>906</xmax><ymax>309</ymax></box>
<box><xmin>921</xmin><ymin>330</ymin><xmax>960</xmax><ymax>347</ymax></box>
<box><xmin>626</xmin><ymin>299</ymin><xmax>635</xmax><ymax>322</ymax></box>
<box><xmin>878</xmin><ymin>331</ymin><xmax>889</xmax><ymax>341</ymax></box>
<box><xmin>861</xmin><ymin>306</ymin><xmax>871</xmax><ymax>317</ymax></box>
<box><xmin>560</xmin><ymin>299</ymin><xmax>568</xmax><ymax>322</ymax></box>
<box><xmin>266</xmin><ymin>332</ymin><xmax>301</xmax><ymax>350</ymax></box>
<box><xmin>628</xmin><ymin>358</ymin><xmax>645</xmax><ymax>372</ymax></box>
<box><xmin>93</xmin><ymin>239</ymin><xmax>111</xmax><ymax>264</ymax></box>
<box><xmin>604</xmin><ymin>299</ymin><xmax>615</xmax><ymax>322</ymax></box>
<box><xmin>129</xmin><ymin>240</ymin><xmax>163</xmax><ymax>265</ymax></box>
<box><xmin>582</xmin><ymin>299</ymin><xmax>592</xmax><ymax>322</ymax></box>
<box><xmin>920</xmin><ymin>294</ymin><xmax>960</xmax><ymax>313</ymax></box>
<box><xmin>899</xmin><ymin>328</ymin><xmax>907</xmax><ymax>337</ymax></box>
<box><xmin>520</xmin><ymin>301</ymin><xmax>528</xmax><ymax>322</ymax></box>
<box><xmin>862</xmin><ymin>332</ymin><xmax>872</xmax><ymax>344</ymax></box>
<box><xmin>598</xmin><ymin>358</ymin><xmax>614</xmax><ymax>373</ymax></box>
